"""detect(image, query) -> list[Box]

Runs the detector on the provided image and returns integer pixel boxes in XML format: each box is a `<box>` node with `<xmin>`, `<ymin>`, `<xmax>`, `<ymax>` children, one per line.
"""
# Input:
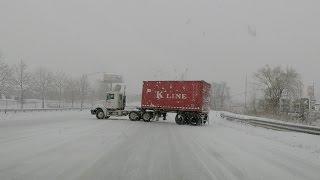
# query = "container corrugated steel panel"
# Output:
<box><xmin>141</xmin><ymin>81</ymin><xmax>211</xmax><ymax>113</ymax></box>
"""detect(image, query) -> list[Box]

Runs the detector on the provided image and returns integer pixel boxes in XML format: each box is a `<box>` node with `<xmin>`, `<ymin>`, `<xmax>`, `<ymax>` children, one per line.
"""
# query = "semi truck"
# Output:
<box><xmin>91</xmin><ymin>81</ymin><xmax>211</xmax><ymax>126</ymax></box>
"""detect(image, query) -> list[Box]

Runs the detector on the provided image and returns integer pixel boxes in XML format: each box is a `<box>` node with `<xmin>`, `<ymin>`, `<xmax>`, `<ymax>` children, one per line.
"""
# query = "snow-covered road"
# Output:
<box><xmin>0</xmin><ymin>111</ymin><xmax>319</xmax><ymax>180</ymax></box>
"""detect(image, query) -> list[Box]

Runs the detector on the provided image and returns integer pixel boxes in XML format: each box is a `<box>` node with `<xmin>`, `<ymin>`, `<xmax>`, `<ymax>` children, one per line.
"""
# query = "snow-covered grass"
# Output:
<box><xmin>213</xmin><ymin>111</ymin><xmax>320</xmax><ymax>158</ymax></box>
<box><xmin>221</xmin><ymin>111</ymin><xmax>320</xmax><ymax>128</ymax></box>
<box><xmin>0</xmin><ymin>109</ymin><xmax>86</xmax><ymax>121</ymax></box>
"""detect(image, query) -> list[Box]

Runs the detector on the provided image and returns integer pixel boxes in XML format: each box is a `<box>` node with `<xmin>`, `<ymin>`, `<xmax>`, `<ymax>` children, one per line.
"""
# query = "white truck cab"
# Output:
<box><xmin>105</xmin><ymin>91</ymin><xmax>126</xmax><ymax>110</ymax></box>
<box><xmin>91</xmin><ymin>84</ymin><xmax>128</xmax><ymax>119</ymax></box>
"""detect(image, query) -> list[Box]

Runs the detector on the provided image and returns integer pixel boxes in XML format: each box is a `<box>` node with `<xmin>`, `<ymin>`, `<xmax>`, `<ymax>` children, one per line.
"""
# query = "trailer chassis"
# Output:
<box><xmin>91</xmin><ymin>107</ymin><xmax>208</xmax><ymax>126</ymax></box>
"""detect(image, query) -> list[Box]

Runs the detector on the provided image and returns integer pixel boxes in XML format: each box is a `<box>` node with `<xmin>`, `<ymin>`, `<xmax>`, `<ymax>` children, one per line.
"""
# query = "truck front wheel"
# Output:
<box><xmin>96</xmin><ymin>109</ymin><xmax>105</xmax><ymax>119</ymax></box>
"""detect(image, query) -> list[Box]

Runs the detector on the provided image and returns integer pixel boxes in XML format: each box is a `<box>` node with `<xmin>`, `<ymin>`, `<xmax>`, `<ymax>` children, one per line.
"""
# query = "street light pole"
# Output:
<box><xmin>245</xmin><ymin>73</ymin><xmax>248</xmax><ymax>111</ymax></box>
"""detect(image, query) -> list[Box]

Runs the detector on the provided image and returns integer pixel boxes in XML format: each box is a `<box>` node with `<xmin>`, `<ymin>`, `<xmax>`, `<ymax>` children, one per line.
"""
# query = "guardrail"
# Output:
<box><xmin>0</xmin><ymin>108</ymin><xmax>89</xmax><ymax>113</ymax></box>
<box><xmin>220</xmin><ymin>113</ymin><xmax>320</xmax><ymax>135</ymax></box>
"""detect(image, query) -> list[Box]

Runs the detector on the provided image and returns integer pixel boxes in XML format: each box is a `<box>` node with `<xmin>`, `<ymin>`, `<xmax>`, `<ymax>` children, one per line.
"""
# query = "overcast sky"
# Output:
<box><xmin>0</xmin><ymin>0</ymin><xmax>319</xmax><ymax>99</ymax></box>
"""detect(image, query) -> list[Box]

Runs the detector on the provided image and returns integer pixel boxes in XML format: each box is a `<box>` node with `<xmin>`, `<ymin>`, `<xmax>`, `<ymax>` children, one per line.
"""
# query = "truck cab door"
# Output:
<box><xmin>106</xmin><ymin>93</ymin><xmax>116</xmax><ymax>109</ymax></box>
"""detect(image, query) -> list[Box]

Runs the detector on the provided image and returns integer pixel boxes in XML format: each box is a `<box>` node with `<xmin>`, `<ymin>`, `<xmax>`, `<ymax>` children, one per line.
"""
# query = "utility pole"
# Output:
<box><xmin>311</xmin><ymin>81</ymin><xmax>316</xmax><ymax>110</ymax></box>
<box><xmin>313</xmin><ymin>81</ymin><xmax>315</xmax><ymax>99</ymax></box>
<box><xmin>244</xmin><ymin>73</ymin><xmax>248</xmax><ymax>110</ymax></box>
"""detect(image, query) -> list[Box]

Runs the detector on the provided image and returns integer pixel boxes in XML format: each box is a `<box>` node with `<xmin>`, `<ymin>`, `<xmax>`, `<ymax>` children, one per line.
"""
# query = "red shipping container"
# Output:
<box><xmin>141</xmin><ymin>81</ymin><xmax>211</xmax><ymax>113</ymax></box>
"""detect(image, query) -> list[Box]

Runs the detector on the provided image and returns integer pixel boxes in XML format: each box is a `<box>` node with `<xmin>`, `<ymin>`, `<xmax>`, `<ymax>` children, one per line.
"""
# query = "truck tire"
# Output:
<box><xmin>129</xmin><ymin>111</ymin><xmax>140</xmax><ymax>121</ymax></box>
<box><xmin>175</xmin><ymin>114</ymin><xmax>185</xmax><ymax>125</ymax></box>
<box><xmin>189</xmin><ymin>113</ymin><xmax>201</xmax><ymax>126</ymax></box>
<box><xmin>96</xmin><ymin>109</ymin><xmax>105</xmax><ymax>119</ymax></box>
<box><xmin>142</xmin><ymin>112</ymin><xmax>152</xmax><ymax>122</ymax></box>
<box><xmin>203</xmin><ymin>114</ymin><xmax>208</xmax><ymax>124</ymax></box>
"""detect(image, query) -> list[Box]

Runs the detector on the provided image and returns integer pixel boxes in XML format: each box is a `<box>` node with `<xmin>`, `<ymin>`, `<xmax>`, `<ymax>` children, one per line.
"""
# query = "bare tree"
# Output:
<box><xmin>53</xmin><ymin>71</ymin><xmax>67</xmax><ymax>108</ymax></box>
<box><xmin>255</xmin><ymin>65</ymin><xmax>302</xmax><ymax>114</ymax></box>
<box><xmin>64</xmin><ymin>77</ymin><xmax>80</xmax><ymax>108</ymax></box>
<box><xmin>0</xmin><ymin>56</ymin><xmax>12</xmax><ymax>97</ymax></box>
<box><xmin>12</xmin><ymin>60</ymin><xmax>31</xmax><ymax>109</ymax></box>
<box><xmin>33</xmin><ymin>67</ymin><xmax>53</xmax><ymax>108</ymax></box>
<box><xmin>79</xmin><ymin>74</ymin><xmax>89</xmax><ymax>110</ymax></box>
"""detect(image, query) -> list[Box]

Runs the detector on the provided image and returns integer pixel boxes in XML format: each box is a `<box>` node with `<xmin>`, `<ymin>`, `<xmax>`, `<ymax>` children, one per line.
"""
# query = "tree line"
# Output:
<box><xmin>211</xmin><ymin>65</ymin><xmax>305</xmax><ymax>117</ymax></box>
<box><xmin>0</xmin><ymin>57</ymin><xmax>90</xmax><ymax>109</ymax></box>
<box><xmin>253</xmin><ymin>65</ymin><xmax>303</xmax><ymax>115</ymax></box>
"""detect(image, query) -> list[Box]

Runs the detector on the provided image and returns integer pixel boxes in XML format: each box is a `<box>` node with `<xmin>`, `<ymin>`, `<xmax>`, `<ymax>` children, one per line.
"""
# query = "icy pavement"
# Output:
<box><xmin>0</xmin><ymin>111</ymin><xmax>319</xmax><ymax>180</ymax></box>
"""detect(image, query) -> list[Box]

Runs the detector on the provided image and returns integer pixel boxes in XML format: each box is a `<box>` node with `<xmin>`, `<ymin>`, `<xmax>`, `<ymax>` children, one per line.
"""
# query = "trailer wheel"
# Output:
<box><xmin>175</xmin><ymin>114</ymin><xmax>185</xmax><ymax>125</ymax></box>
<box><xmin>129</xmin><ymin>111</ymin><xmax>140</xmax><ymax>121</ymax></box>
<box><xmin>96</xmin><ymin>109</ymin><xmax>105</xmax><ymax>119</ymax></box>
<box><xmin>189</xmin><ymin>113</ymin><xmax>201</xmax><ymax>126</ymax></box>
<box><xmin>203</xmin><ymin>114</ymin><xmax>208</xmax><ymax>124</ymax></box>
<box><xmin>142</xmin><ymin>112</ymin><xmax>152</xmax><ymax>122</ymax></box>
